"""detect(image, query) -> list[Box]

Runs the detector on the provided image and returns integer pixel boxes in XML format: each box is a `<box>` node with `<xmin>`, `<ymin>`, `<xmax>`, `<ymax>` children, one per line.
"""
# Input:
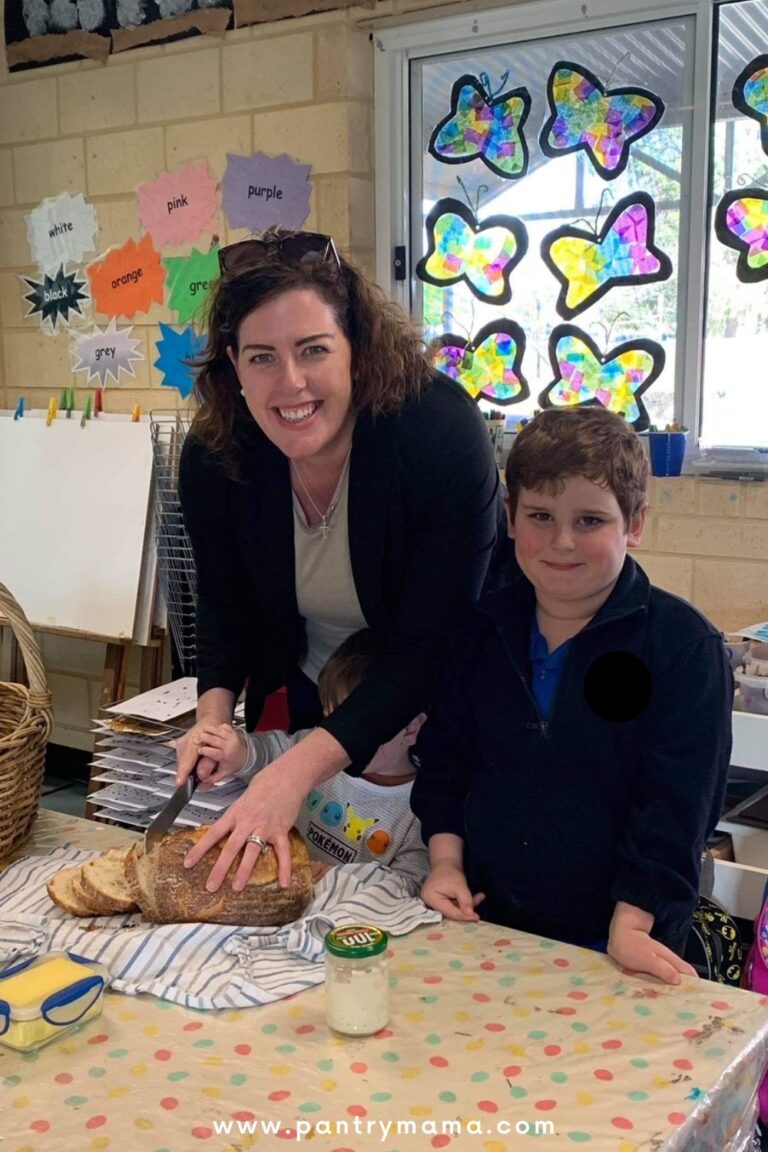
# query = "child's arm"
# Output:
<box><xmin>192</xmin><ymin>726</ymin><xmax>307</xmax><ymax>787</ymax></box>
<box><xmin>612</xmin><ymin>631</ymin><xmax>732</xmax><ymax>951</ymax></box>
<box><xmin>608</xmin><ymin>901</ymin><xmax>696</xmax><ymax>985</ymax></box>
<box><xmin>421</xmin><ymin>833</ymin><xmax>485</xmax><ymax>921</ymax></box>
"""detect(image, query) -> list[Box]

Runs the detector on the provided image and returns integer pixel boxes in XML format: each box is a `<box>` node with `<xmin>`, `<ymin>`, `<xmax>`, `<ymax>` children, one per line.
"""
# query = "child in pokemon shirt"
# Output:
<box><xmin>195</xmin><ymin>630</ymin><xmax>428</xmax><ymax>891</ymax></box>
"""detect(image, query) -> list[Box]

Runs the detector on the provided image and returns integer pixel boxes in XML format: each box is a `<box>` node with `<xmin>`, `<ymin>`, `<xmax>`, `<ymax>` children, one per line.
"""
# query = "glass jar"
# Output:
<box><xmin>324</xmin><ymin>924</ymin><xmax>389</xmax><ymax>1036</ymax></box>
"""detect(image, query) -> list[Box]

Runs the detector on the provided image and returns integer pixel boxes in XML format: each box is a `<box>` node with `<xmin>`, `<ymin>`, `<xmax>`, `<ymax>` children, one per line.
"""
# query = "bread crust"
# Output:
<box><xmin>131</xmin><ymin>826</ymin><xmax>313</xmax><ymax>926</ymax></box>
<box><xmin>47</xmin><ymin>863</ymin><xmax>98</xmax><ymax>916</ymax></box>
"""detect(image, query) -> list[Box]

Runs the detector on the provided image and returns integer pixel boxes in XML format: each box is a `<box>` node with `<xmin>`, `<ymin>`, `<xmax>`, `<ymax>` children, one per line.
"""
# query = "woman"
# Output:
<box><xmin>176</xmin><ymin>229</ymin><xmax>500</xmax><ymax>892</ymax></box>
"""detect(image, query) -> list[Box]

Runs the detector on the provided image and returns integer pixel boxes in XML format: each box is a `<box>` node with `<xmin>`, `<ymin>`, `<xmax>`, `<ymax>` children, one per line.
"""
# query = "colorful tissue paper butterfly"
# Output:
<box><xmin>733</xmin><ymin>54</ymin><xmax>768</xmax><ymax>154</ymax></box>
<box><xmin>428</xmin><ymin>74</ymin><xmax>532</xmax><ymax>179</ymax></box>
<box><xmin>540</xmin><ymin>192</ymin><xmax>673</xmax><ymax>319</ymax></box>
<box><xmin>538</xmin><ymin>324</ymin><xmax>663</xmax><ymax>430</ymax></box>
<box><xmin>540</xmin><ymin>61</ymin><xmax>664</xmax><ymax>180</ymax></box>
<box><xmin>416</xmin><ymin>198</ymin><xmax>528</xmax><ymax>305</ymax></box>
<box><xmin>714</xmin><ymin>188</ymin><xmax>768</xmax><ymax>282</ymax></box>
<box><xmin>432</xmin><ymin>320</ymin><xmax>529</xmax><ymax>405</ymax></box>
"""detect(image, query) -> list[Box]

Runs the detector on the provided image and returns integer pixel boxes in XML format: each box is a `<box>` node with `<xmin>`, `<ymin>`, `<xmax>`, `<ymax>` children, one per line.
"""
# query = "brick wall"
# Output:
<box><xmin>638</xmin><ymin>478</ymin><xmax>768</xmax><ymax>634</ymax></box>
<box><xmin>1</xmin><ymin>0</ymin><xmax>766</xmax><ymax>749</ymax></box>
<box><xmin>0</xmin><ymin>9</ymin><xmax>374</xmax><ymax>747</ymax></box>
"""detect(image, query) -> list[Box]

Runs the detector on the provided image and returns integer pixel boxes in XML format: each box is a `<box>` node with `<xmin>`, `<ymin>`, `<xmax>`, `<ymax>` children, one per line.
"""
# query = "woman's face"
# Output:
<box><xmin>228</xmin><ymin>287</ymin><xmax>354</xmax><ymax>463</ymax></box>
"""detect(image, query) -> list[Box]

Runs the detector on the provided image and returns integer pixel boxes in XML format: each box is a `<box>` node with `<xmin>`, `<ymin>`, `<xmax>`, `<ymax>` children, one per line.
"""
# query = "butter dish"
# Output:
<box><xmin>0</xmin><ymin>951</ymin><xmax>109</xmax><ymax>1052</ymax></box>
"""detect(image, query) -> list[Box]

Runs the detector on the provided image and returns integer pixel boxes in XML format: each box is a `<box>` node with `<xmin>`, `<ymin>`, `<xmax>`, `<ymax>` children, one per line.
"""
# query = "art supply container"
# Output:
<box><xmin>745</xmin><ymin>643</ymin><xmax>768</xmax><ymax>677</ymax></box>
<box><xmin>648</xmin><ymin>431</ymin><xmax>687</xmax><ymax>477</ymax></box>
<box><xmin>735</xmin><ymin>672</ymin><xmax>768</xmax><ymax>716</ymax></box>
<box><xmin>723</xmin><ymin>633</ymin><xmax>750</xmax><ymax>671</ymax></box>
<box><xmin>324</xmin><ymin>925</ymin><xmax>389</xmax><ymax>1036</ymax></box>
<box><xmin>0</xmin><ymin>951</ymin><xmax>109</xmax><ymax>1053</ymax></box>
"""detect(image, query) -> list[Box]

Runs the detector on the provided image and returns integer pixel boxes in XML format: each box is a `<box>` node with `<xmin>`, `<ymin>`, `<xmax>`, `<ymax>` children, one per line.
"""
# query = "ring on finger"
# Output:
<box><xmin>245</xmin><ymin>834</ymin><xmax>269</xmax><ymax>852</ymax></box>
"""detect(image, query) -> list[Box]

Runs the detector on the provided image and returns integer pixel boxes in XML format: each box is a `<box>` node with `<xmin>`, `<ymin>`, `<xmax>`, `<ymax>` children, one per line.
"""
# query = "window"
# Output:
<box><xmin>374</xmin><ymin>0</ymin><xmax>768</xmax><ymax>450</ymax></box>
<box><xmin>703</xmin><ymin>0</ymin><xmax>768</xmax><ymax>446</ymax></box>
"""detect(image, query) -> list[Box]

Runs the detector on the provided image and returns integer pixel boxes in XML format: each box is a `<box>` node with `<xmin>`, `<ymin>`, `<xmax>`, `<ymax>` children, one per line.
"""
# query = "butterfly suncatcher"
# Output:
<box><xmin>538</xmin><ymin>324</ymin><xmax>664</xmax><ymax>430</ymax></box>
<box><xmin>539</xmin><ymin>61</ymin><xmax>665</xmax><ymax>181</ymax></box>
<box><xmin>540</xmin><ymin>192</ymin><xmax>673</xmax><ymax>319</ymax></box>
<box><xmin>733</xmin><ymin>54</ymin><xmax>768</xmax><ymax>155</ymax></box>
<box><xmin>714</xmin><ymin>188</ymin><xmax>768</xmax><ymax>283</ymax></box>
<box><xmin>416</xmin><ymin>198</ymin><xmax>528</xmax><ymax>305</ymax></box>
<box><xmin>428</xmin><ymin>73</ymin><xmax>532</xmax><ymax>179</ymax></box>
<box><xmin>431</xmin><ymin>320</ymin><xmax>529</xmax><ymax>406</ymax></box>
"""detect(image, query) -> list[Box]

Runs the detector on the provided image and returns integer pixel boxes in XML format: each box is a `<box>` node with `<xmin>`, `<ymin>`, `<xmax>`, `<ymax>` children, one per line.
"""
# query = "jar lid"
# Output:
<box><xmin>324</xmin><ymin>925</ymin><xmax>388</xmax><ymax>959</ymax></box>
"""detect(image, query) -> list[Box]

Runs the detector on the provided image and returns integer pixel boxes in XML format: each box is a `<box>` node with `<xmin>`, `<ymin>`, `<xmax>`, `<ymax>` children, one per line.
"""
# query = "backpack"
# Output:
<box><xmin>683</xmin><ymin>895</ymin><xmax>743</xmax><ymax>987</ymax></box>
<box><xmin>744</xmin><ymin>880</ymin><xmax>768</xmax><ymax>1124</ymax></box>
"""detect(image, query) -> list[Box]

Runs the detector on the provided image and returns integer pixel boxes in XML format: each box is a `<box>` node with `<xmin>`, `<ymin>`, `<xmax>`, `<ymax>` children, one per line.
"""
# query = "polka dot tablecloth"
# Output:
<box><xmin>1</xmin><ymin>812</ymin><xmax>767</xmax><ymax>1152</ymax></box>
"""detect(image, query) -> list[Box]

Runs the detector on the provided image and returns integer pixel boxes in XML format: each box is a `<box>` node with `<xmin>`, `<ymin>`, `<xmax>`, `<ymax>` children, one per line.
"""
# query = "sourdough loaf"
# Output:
<box><xmin>125</xmin><ymin>826</ymin><xmax>313</xmax><ymax>926</ymax></box>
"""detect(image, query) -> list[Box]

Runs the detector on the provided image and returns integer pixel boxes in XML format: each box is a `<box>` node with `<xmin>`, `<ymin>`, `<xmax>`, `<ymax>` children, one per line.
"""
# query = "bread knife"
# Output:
<box><xmin>144</xmin><ymin>762</ymin><xmax>199</xmax><ymax>850</ymax></box>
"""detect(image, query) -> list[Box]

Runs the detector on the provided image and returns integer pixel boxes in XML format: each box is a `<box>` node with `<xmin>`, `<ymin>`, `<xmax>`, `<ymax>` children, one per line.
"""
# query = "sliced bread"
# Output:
<box><xmin>79</xmin><ymin>847</ymin><xmax>138</xmax><ymax>914</ymax></box>
<box><xmin>47</xmin><ymin>863</ymin><xmax>98</xmax><ymax>916</ymax></box>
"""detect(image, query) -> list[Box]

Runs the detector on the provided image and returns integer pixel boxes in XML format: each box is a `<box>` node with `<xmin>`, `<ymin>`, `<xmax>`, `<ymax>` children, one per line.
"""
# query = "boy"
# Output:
<box><xmin>196</xmin><ymin>629</ymin><xmax>428</xmax><ymax>888</ymax></box>
<box><xmin>412</xmin><ymin>408</ymin><xmax>732</xmax><ymax>984</ymax></box>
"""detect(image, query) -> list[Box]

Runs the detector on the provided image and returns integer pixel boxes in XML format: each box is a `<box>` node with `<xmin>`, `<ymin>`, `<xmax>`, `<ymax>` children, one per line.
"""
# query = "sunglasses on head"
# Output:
<box><xmin>218</xmin><ymin>233</ymin><xmax>342</xmax><ymax>277</ymax></box>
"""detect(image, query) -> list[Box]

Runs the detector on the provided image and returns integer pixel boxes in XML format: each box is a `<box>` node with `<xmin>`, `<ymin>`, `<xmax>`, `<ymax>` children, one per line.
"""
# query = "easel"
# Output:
<box><xmin>0</xmin><ymin>411</ymin><xmax>163</xmax><ymax>819</ymax></box>
<box><xmin>0</xmin><ymin>619</ymin><xmax>168</xmax><ymax>822</ymax></box>
<box><xmin>2</xmin><ymin>625</ymin><xmax>165</xmax><ymax>707</ymax></box>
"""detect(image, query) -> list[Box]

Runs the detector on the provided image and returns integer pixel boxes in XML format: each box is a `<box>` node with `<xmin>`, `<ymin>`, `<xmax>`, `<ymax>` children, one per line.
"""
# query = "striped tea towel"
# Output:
<box><xmin>0</xmin><ymin>846</ymin><xmax>440</xmax><ymax>1010</ymax></box>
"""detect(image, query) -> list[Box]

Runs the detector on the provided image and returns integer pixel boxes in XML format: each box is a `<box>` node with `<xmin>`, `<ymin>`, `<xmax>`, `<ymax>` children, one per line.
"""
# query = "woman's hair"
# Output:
<box><xmin>504</xmin><ymin>407</ymin><xmax>649</xmax><ymax>527</ymax></box>
<box><xmin>190</xmin><ymin>230</ymin><xmax>432</xmax><ymax>468</ymax></box>
<box><xmin>318</xmin><ymin>628</ymin><xmax>383</xmax><ymax>713</ymax></box>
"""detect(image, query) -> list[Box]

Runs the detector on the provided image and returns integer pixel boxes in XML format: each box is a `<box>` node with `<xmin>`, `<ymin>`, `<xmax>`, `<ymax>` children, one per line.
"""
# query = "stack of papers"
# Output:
<box><xmin>734</xmin><ymin>621</ymin><xmax>768</xmax><ymax>643</ymax></box>
<box><xmin>89</xmin><ymin>678</ymin><xmax>246</xmax><ymax>830</ymax></box>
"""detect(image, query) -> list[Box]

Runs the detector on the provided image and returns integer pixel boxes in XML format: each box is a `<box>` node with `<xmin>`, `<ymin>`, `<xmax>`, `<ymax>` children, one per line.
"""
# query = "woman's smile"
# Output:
<box><xmin>229</xmin><ymin>287</ymin><xmax>354</xmax><ymax>464</ymax></box>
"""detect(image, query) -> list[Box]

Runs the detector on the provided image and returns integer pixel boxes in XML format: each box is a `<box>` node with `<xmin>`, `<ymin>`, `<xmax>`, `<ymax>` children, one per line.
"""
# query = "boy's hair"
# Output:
<box><xmin>318</xmin><ymin>628</ymin><xmax>383</xmax><ymax>711</ymax></box>
<box><xmin>504</xmin><ymin>407</ymin><xmax>649</xmax><ymax>526</ymax></box>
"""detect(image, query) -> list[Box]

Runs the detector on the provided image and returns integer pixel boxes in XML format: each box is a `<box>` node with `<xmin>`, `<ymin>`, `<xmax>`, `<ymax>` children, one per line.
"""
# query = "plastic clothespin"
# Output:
<box><xmin>131</xmin><ymin>404</ymin><xmax>141</xmax><ymax>423</ymax></box>
<box><xmin>80</xmin><ymin>393</ymin><xmax>92</xmax><ymax>429</ymax></box>
<box><xmin>94</xmin><ymin>388</ymin><xmax>103</xmax><ymax>417</ymax></box>
<box><xmin>45</xmin><ymin>397</ymin><xmax>58</xmax><ymax>426</ymax></box>
<box><xmin>13</xmin><ymin>396</ymin><xmax>24</xmax><ymax>421</ymax></box>
<box><xmin>65</xmin><ymin>387</ymin><xmax>75</xmax><ymax>418</ymax></box>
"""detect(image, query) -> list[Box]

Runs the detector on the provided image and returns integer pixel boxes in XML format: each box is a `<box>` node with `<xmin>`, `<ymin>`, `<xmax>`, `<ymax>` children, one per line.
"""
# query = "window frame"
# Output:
<box><xmin>373</xmin><ymin>0</ymin><xmax>717</xmax><ymax>441</ymax></box>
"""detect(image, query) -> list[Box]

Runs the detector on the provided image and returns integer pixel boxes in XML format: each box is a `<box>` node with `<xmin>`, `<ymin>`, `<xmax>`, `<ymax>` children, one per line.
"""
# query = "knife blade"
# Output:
<box><xmin>144</xmin><ymin>762</ymin><xmax>199</xmax><ymax>850</ymax></box>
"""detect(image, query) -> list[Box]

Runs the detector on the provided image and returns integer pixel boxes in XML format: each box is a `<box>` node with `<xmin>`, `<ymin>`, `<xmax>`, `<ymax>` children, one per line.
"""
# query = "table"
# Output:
<box><xmin>1</xmin><ymin>811</ymin><xmax>767</xmax><ymax>1152</ymax></box>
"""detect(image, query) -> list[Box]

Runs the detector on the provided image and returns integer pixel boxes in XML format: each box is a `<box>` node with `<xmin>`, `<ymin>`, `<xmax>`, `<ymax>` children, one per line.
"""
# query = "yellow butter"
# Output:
<box><xmin>0</xmin><ymin>951</ymin><xmax>108</xmax><ymax>1053</ymax></box>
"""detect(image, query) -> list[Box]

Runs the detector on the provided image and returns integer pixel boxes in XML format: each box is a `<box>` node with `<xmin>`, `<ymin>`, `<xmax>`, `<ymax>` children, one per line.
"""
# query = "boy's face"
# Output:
<box><xmin>507</xmin><ymin>475</ymin><xmax>646</xmax><ymax>614</ymax></box>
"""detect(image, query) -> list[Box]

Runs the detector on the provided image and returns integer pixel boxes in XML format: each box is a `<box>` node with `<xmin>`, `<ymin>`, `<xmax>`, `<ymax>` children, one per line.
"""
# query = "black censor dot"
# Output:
<box><xmin>584</xmin><ymin>652</ymin><xmax>652</xmax><ymax>722</ymax></box>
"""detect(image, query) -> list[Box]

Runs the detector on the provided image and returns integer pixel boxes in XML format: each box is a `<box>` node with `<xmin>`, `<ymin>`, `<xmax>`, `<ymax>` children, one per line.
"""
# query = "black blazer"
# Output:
<box><xmin>179</xmin><ymin>374</ymin><xmax>500</xmax><ymax>767</ymax></box>
<box><xmin>413</xmin><ymin>557</ymin><xmax>733</xmax><ymax>943</ymax></box>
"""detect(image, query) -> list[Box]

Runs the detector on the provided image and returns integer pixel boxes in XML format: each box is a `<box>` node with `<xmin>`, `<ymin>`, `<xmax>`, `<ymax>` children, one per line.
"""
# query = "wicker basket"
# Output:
<box><xmin>0</xmin><ymin>582</ymin><xmax>53</xmax><ymax>859</ymax></box>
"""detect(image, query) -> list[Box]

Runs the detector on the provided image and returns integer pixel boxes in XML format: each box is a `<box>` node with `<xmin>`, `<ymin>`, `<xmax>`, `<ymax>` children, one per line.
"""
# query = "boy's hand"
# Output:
<box><xmin>421</xmin><ymin>862</ymin><xmax>485</xmax><ymax>921</ymax></box>
<box><xmin>608</xmin><ymin>901</ymin><xmax>697</xmax><ymax>985</ymax></box>
<box><xmin>191</xmin><ymin>723</ymin><xmax>247</xmax><ymax>784</ymax></box>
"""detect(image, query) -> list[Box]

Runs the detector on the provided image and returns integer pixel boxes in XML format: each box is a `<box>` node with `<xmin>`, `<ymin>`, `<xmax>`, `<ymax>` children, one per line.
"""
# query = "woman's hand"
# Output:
<box><xmin>182</xmin><ymin>727</ymin><xmax>349</xmax><ymax>892</ymax></box>
<box><xmin>608</xmin><ymin>901</ymin><xmax>697</xmax><ymax>985</ymax></box>
<box><xmin>421</xmin><ymin>862</ymin><xmax>484</xmax><ymax>921</ymax></box>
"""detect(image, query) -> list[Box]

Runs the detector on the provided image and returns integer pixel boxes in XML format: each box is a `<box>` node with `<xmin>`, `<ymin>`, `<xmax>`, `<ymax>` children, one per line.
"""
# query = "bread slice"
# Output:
<box><xmin>47</xmin><ymin>863</ymin><xmax>98</xmax><ymax>916</ymax></box>
<box><xmin>128</xmin><ymin>826</ymin><xmax>313</xmax><ymax>926</ymax></box>
<box><xmin>79</xmin><ymin>847</ymin><xmax>138</xmax><ymax>914</ymax></box>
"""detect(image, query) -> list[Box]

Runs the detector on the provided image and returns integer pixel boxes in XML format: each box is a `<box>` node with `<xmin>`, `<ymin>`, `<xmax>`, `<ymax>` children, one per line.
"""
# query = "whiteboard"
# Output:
<box><xmin>0</xmin><ymin>412</ymin><xmax>154</xmax><ymax>641</ymax></box>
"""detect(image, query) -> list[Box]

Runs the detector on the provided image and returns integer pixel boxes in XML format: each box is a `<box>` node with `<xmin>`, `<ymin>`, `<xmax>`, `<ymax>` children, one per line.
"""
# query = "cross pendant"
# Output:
<box><xmin>320</xmin><ymin>516</ymin><xmax>329</xmax><ymax>540</ymax></box>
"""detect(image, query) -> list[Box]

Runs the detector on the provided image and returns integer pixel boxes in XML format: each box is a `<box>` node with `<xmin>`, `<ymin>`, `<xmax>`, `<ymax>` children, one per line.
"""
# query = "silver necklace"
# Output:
<box><xmin>292</xmin><ymin>446</ymin><xmax>352</xmax><ymax>540</ymax></box>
